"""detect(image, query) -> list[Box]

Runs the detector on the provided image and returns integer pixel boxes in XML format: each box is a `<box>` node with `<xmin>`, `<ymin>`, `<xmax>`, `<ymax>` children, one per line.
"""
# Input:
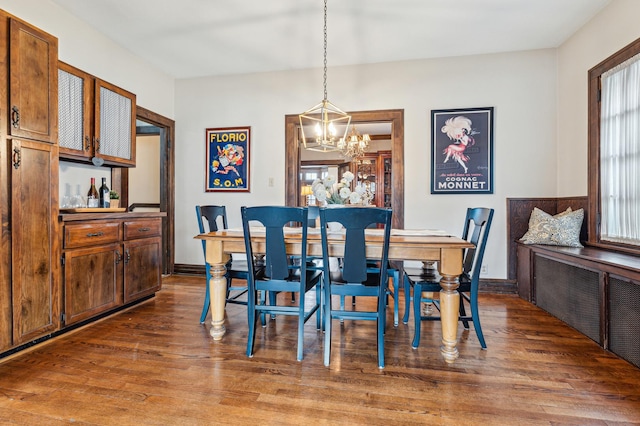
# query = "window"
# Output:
<box><xmin>588</xmin><ymin>38</ymin><xmax>640</xmax><ymax>253</ymax></box>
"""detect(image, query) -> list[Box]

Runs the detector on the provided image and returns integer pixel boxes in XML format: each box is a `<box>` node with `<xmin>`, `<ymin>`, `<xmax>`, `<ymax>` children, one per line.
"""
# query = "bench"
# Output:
<box><xmin>507</xmin><ymin>197</ymin><xmax>640</xmax><ymax>369</ymax></box>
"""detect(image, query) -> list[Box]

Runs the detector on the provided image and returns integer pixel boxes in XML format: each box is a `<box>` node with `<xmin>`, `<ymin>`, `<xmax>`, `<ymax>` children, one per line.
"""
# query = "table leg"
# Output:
<box><xmin>421</xmin><ymin>261</ymin><xmax>438</xmax><ymax>315</ymax></box>
<box><xmin>438</xmin><ymin>273</ymin><xmax>460</xmax><ymax>363</ymax></box>
<box><xmin>438</xmin><ymin>247</ymin><xmax>463</xmax><ymax>363</ymax></box>
<box><xmin>208</xmin><ymin>262</ymin><xmax>228</xmax><ymax>340</ymax></box>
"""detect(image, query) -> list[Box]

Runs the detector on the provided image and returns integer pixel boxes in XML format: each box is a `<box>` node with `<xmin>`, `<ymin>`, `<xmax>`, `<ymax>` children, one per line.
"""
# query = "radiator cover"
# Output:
<box><xmin>534</xmin><ymin>254</ymin><xmax>601</xmax><ymax>344</ymax></box>
<box><xmin>609</xmin><ymin>276</ymin><xmax>640</xmax><ymax>368</ymax></box>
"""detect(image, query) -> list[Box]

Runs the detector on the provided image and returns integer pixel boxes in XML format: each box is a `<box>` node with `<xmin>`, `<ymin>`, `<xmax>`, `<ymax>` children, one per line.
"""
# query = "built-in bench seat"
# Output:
<box><xmin>507</xmin><ymin>197</ymin><xmax>640</xmax><ymax>369</ymax></box>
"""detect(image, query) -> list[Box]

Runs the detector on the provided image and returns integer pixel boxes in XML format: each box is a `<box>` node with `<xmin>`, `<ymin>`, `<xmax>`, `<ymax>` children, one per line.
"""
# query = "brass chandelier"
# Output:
<box><xmin>338</xmin><ymin>126</ymin><xmax>370</xmax><ymax>160</ymax></box>
<box><xmin>298</xmin><ymin>0</ymin><xmax>350</xmax><ymax>152</ymax></box>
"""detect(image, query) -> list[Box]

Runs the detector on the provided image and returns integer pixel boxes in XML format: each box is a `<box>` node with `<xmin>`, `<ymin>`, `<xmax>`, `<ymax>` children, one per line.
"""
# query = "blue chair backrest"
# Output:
<box><xmin>319</xmin><ymin>207</ymin><xmax>392</xmax><ymax>284</ymax></box>
<box><xmin>462</xmin><ymin>207</ymin><xmax>494</xmax><ymax>281</ymax></box>
<box><xmin>241</xmin><ymin>206</ymin><xmax>310</xmax><ymax>280</ymax></box>
<box><xmin>196</xmin><ymin>205</ymin><xmax>228</xmax><ymax>233</ymax></box>
<box><xmin>196</xmin><ymin>205</ymin><xmax>229</xmax><ymax>259</ymax></box>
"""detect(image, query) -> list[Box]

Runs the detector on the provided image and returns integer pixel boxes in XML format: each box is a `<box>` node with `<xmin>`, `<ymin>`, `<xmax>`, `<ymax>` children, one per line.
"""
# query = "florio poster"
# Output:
<box><xmin>205</xmin><ymin>127</ymin><xmax>251</xmax><ymax>192</ymax></box>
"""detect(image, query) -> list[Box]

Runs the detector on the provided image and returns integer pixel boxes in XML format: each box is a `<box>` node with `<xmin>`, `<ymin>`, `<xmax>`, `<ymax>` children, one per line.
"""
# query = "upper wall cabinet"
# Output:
<box><xmin>58</xmin><ymin>61</ymin><xmax>136</xmax><ymax>167</ymax></box>
<box><xmin>9</xmin><ymin>19</ymin><xmax>58</xmax><ymax>144</ymax></box>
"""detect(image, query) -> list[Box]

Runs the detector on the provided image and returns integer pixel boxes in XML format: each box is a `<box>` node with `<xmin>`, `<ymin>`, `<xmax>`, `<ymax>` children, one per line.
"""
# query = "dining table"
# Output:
<box><xmin>195</xmin><ymin>227</ymin><xmax>474</xmax><ymax>363</ymax></box>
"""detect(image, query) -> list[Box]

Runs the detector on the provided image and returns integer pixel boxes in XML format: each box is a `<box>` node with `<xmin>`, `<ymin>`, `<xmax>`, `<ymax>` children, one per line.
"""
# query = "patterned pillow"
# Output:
<box><xmin>520</xmin><ymin>207</ymin><xmax>584</xmax><ymax>247</ymax></box>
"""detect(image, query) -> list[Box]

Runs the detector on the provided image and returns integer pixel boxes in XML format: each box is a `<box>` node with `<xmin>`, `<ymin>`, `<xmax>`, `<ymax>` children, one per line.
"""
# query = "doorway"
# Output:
<box><xmin>285</xmin><ymin>109</ymin><xmax>405</xmax><ymax>229</ymax></box>
<box><xmin>112</xmin><ymin>106</ymin><xmax>175</xmax><ymax>275</ymax></box>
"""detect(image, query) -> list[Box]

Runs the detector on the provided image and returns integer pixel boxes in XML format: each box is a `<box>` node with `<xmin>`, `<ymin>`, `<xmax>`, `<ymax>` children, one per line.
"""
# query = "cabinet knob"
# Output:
<box><xmin>86</xmin><ymin>232</ymin><xmax>104</xmax><ymax>237</ymax></box>
<box><xmin>84</xmin><ymin>135</ymin><xmax>91</xmax><ymax>151</ymax></box>
<box><xmin>138</xmin><ymin>227</ymin><xmax>151</xmax><ymax>232</ymax></box>
<box><xmin>115</xmin><ymin>251</ymin><xmax>122</xmax><ymax>264</ymax></box>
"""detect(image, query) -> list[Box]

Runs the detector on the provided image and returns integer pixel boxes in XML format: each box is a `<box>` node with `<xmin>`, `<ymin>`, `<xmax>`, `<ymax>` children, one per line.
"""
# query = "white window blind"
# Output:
<box><xmin>600</xmin><ymin>54</ymin><xmax>640</xmax><ymax>246</ymax></box>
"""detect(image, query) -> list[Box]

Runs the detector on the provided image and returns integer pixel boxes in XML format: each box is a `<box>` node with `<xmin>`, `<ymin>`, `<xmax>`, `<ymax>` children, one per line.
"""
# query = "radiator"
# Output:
<box><xmin>609</xmin><ymin>276</ymin><xmax>640</xmax><ymax>368</ymax></box>
<box><xmin>534</xmin><ymin>254</ymin><xmax>601</xmax><ymax>344</ymax></box>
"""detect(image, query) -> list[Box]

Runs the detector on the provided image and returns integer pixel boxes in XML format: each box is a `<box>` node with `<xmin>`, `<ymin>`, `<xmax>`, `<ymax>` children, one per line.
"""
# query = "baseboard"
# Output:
<box><xmin>174</xmin><ymin>263</ymin><xmax>205</xmax><ymax>275</ymax></box>
<box><xmin>480</xmin><ymin>279</ymin><xmax>517</xmax><ymax>294</ymax></box>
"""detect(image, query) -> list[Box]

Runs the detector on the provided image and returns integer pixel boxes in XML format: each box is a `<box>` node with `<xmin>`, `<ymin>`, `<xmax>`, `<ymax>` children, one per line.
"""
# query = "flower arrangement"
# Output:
<box><xmin>311</xmin><ymin>171</ymin><xmax>373</xmax><ymax>205</ymax></box>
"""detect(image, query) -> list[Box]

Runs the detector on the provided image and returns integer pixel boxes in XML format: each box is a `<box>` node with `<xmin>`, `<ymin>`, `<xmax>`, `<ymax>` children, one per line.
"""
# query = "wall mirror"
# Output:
<box><xmin>285</xmin><ymin>109</ymin><xmax>404</xmax><ymax>229</ymax></box>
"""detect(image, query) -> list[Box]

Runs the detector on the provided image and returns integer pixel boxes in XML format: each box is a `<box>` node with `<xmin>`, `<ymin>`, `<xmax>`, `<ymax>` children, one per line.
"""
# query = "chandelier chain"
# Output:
<box><xmin>323</xmin><ymin>0</ymin><xmax>328</xmax><ymax>101</ymax></box>
<box><xmin>298</xmin><ymin>0</ymin><xmax>351</xmax><ymax>153</ymax></box>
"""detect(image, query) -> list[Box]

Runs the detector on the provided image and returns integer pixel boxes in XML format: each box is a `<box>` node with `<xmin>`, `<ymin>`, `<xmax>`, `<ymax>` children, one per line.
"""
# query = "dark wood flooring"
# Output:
<box><xmin>0</xmin><ymin>275</ymin><xmax>639</xmax><ymax>425</ymax></box>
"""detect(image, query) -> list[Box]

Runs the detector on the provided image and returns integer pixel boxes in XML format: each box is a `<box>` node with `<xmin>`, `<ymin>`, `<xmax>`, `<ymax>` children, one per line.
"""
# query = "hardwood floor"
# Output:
<box><xmin>1</xmin><ymin>275</ymin><xmax>639</xmax><ymax>425</ymax></box>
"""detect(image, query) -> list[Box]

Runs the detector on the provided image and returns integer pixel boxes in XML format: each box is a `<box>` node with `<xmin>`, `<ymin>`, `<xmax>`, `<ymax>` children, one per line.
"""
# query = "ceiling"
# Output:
<box><xmin>49</xmin><ymin>0</ymin><xmax>610</xmax><ymax>80</ymax></box>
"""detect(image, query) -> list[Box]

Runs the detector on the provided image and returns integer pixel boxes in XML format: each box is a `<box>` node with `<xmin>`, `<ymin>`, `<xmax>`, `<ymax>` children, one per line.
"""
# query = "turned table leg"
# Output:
<box><xmin>438</xmin><ymin>273</ymin><xmax>460</xmax><ymax>363</ymax></box>
<box><xmin>204</xmin><ymin>238</ymin><xmax>230</xmax><ymax>341</ymax></box>
<box><xmin>438</xmin><ymin>248</ymin><xmax>463</xmax><ymax>363</ymax></box>
<box><xmin>208</xmin><ymin>262</ymin><xmax>228</xmax><ymax>340</ymax></box>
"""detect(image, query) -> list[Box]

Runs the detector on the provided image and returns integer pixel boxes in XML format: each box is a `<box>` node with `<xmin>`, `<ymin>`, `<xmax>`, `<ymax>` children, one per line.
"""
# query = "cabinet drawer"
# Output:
<box><xmin>124</xmin><ymin>219</ymin><xmax>161</xmax><ymax>240</ymax></box>
<box><xmin>65</xmin><ymin>222</ymin><xmax>121</xmax><ymax>248</ymax></box>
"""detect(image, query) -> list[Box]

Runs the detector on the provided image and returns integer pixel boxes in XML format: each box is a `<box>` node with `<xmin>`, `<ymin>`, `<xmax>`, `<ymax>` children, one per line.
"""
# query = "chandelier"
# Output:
<box><xmin>298</xmin><ymin>0</ymin><xmax>350</xmax><ymax>152</ymax></box>
<box><xmin>338</xmin><ymin>126</ymin><xmax>371</xmax><ymax>160</ymax></box>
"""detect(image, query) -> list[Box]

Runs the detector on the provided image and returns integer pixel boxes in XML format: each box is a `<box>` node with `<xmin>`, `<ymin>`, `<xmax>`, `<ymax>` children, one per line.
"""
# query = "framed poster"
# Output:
<box><xmin>431</xmin><ymin>107</ymin><xmax>493</xmax><ymax>194</ymax></box>
<box><xmin>205</xmin><ymin>126</ymin><xmax>251</xmax><ymax>192</ymax></box>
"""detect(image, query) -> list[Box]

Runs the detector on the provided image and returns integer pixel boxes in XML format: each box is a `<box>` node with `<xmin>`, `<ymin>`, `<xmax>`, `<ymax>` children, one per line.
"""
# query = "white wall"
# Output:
<box><xmin>557</xmin><ymin>0</ymin><xmax>640</xmax><ymax>196</ymax></box>
<box><xmin>0</xmin><ymin>0</ymin><xmax>175</xmax><ymax>202</ymax></box>
<box><xmin>175</xmin><ymin>49</ymin><xmax>559</xmax><ymax>278</ymax></box>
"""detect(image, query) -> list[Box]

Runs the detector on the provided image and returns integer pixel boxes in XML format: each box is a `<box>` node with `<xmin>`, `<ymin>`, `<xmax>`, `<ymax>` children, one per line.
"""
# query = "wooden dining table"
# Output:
<box><xmin>195</xmin><ymin>228</ymin><xmax>474</xmax><ymax>363</ymax></box>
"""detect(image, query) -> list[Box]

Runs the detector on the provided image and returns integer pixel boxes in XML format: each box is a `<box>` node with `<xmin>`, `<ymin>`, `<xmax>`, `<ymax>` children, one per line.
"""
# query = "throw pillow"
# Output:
<box><xmin>520</xmin><ymin>207</ymin><xmax>584</xmax><ymax>247</ymax></box>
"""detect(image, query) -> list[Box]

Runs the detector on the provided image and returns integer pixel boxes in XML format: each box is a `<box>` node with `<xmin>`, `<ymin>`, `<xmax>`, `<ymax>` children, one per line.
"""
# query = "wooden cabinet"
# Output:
<box><xmin>61</xmin><ymin>214</ymin><xmax>162</xmax><ymax>326</ymax></box>
<box><xmin>8</xmin><ymin>18</ymin><xmax>58</xmax><ymax>144</ymax></box>
<box><xmin>58</xmin><ymin>61</ymin><xmax>136</xmax><ymax>167</ymax></box>
<box><xmin>0</xmin><ymin>10</ymin><xmax>59</xmax><ymax>351</ymax></box>
<box><xmin>381</xmin><ymin>153</ymin><xmax>392</xmax><ymax>208</ymax></box>
<box><xmin>123</xmin><ymin>219</ymin><xmax>162</xmax><ymax>303</ymax></box>
<box><xmin>352</xmin><ymin>150</ymin><xmax>392</xmax><ymax>208</ymax></box>
<box><xmin>10</xmin><ymin>138</ymin><xmax>60</xmax><ymax>345</ymax></box>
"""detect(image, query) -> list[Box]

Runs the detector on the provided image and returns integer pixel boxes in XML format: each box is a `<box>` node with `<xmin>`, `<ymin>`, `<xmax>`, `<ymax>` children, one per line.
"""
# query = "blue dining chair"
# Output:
<box><xmin>403</xmin><ymin>207</ymin><xmax>494</xmax><ymax>349</ymax></box>
<box><xmin>320</xmin><ymin>206</ymin><xmax>393</xmax><ymax>369</ymax></box>
<box><xmin>241</xmin><ymin>206</ymin><xmax>322</xmax><ymax>361</ymax></box>
<box><xmin>196</xmin><ymin>205</ymin><xmax>252</xmax><ymax>323</ymax></box>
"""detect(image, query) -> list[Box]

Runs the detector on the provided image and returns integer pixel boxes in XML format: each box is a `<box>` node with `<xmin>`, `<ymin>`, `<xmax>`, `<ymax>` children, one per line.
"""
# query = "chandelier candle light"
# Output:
<box><xmin>299</xmin><ymin>0</ymin><xmax>350</xmax><ymax>152</ymax></box>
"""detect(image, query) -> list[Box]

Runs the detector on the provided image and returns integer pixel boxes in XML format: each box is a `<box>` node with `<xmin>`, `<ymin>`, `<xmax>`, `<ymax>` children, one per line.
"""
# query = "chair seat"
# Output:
<box><xmin>403</xmin><ymin>267</ymin><xmax>472</xmax><ymax>292</ymax></box>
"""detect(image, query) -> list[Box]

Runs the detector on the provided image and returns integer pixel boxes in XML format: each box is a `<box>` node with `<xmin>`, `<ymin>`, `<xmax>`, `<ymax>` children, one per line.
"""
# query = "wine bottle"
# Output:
<box><xmin>87</xmin><ymin>178</ymin><xmax>99</xmax><ymax>208</ymax></box>
<box><xmin>99</xmin><ymin>177</ymin><xmax>110</xmax><ymax>208</ymax></box>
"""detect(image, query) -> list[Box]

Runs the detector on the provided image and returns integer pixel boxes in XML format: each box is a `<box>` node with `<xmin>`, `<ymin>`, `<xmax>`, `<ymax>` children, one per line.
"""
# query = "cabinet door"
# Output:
<box><xmin>9</xmin><ymin>19</ymin><xmax>58</xmax><ymax>144</ymax></box>
<box><xmin>123</xmin><ymin>237</ymin><xmax>161</xmax><ymax>303</ymax></box>
<box><xmin>63</xmin><ymin>244</ymin><xmax>122</xmax><ymax>325</ymax></box>
<box><xmin>94</xmin><ymin>79</ymin><xmax>136</xmax><ymax>167</ymax></box>
<box><xmin>58</xmin><ymin>62</ymin><xmax>93</xmax><ymax>160</ymax></box>
<box><xmin>0</xmin><ymin>13</ymin><xmax>10</xmax><ymax>351</ymax></box>
<box><xmin>380</xmin><ymin>152</ymin><xmax>392</xmax><ymax>208</ymax></box>
<box><xmin>11</xmin><ymin>139</ymin><xmax>60</xmax><ymax>344</ymax></box>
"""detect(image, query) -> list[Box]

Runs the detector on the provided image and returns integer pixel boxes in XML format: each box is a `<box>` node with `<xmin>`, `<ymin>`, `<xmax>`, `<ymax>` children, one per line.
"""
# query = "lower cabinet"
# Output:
<box><xmin>63</xmin><ymin>243</ymin><xmax>122</xmax><ymax>325</ymax></box>
<box><xmin>124</xmin><ymin>237</ymin><xmax>161</xmax><ymax>303</ymax></box>
<box><xmin>62</xmin><ymin>215</ymin><xmax>162</xmax><ymax>326</ymax></box>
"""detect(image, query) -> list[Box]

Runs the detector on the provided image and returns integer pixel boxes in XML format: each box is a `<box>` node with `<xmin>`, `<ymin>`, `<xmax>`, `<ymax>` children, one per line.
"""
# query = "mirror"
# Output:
<box><xmin>285</xmin><ymin>109</ymin><xmax>404</xmax><ymax>229</ymax></box>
